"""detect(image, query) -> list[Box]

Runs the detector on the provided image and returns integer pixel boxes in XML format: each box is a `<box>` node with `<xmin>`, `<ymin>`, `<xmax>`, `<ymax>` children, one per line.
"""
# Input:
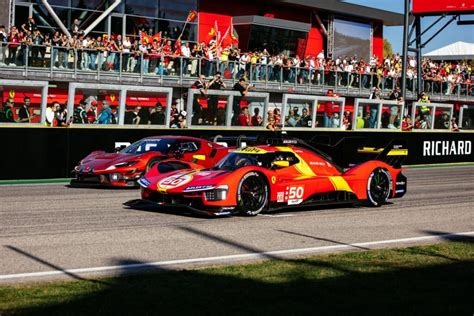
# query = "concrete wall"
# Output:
<box><xmin>0</xmin><ymin>0</ymin><xmax>11</xmax><ymax>28</ymax></box>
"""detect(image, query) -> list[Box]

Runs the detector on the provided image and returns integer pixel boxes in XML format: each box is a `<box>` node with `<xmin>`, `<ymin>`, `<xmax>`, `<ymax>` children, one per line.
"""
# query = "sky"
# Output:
<box><xmin>344</xmin><ymin>0</ymin><xmax>474</xmax><ymax>54</ymax></box>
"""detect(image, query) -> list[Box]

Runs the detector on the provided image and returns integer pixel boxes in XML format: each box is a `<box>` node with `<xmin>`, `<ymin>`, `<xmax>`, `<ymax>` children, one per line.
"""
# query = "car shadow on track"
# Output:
<box><xmin>122</xmin><ymin>199</ymin><xmax>393</xmax><ymax>219</ymax></box>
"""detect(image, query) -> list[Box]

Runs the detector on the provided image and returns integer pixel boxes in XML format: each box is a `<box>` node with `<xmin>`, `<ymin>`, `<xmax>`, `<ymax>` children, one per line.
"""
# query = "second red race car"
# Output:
<box><xmin>71</xmin><ymin>135</ymin><xmax>231</xmax><ymax>187</ymax></box>
<box><xmin>133</xmin><ymin>138</ymin><xmax>408</xmax><ymax>216</ymax></box>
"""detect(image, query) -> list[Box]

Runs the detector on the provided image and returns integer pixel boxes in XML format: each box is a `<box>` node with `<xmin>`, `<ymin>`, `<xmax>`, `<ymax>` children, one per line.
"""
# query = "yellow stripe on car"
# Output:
<box><xmin>328</xmin><ymin>176</ymin><xmax>353</xmax><ymax>193</ymax></box>
<box><xmin>358</xmin><ymin>147</ymin><xmax>408</xmax><ymax>156</ymax></box>
<box><xmin>276</xmin><ymin>147</ymin><xmax>316</xmax><ymax>177</ymax></box>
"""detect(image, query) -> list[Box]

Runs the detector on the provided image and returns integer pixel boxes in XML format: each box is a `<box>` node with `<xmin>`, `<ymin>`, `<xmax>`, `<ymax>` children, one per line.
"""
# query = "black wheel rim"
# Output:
<box><xmin>240</xmin><ymin>176</ymin><xmax>266</xmax><ymax>212</ymax></box>
<box><xmin>370</xmin><ymin>169</ymin><xmax>390</xmax><ymax>203</ymax></box>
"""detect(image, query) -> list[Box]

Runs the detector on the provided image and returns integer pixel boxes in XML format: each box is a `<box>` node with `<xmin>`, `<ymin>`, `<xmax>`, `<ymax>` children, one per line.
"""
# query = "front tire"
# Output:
<box><xmin>146</xmin><ymin>158</ymin><xmax>162</xmax><ymax>172</ymax></box>
<box><xmin>366</xmin><ymin>168</ymin><xmax>392</xmax><ymax>207</ymax></box>
<box><xmin>236</xmin><ymin>172</ymin><xmax>269</xmax><ymax>216</ymax></box>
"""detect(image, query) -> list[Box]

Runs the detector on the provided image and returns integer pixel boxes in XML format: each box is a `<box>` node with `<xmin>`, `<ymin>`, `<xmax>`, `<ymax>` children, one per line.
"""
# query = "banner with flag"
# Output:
<box><xmin>152</xmin><ymin>31</ymin><xmax>162</xmax><ymax>43</ymax></box>
<box><xmin>186</xmin><ymin>10</ymin><xmax>198</xmax><ymax>23</ymax></box>
<box><xmin>140</xmin><ymin>31</ymin><xmax>151</xmax><ymax>44</ymax></box>
<box><xmin>205</xmin><ymin>27</ymin><xmax>216</xmax><ymax>44</ymax></box>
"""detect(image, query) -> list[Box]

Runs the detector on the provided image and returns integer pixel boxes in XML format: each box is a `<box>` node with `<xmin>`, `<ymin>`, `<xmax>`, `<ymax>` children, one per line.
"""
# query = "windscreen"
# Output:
<box><xmin>122</xmin><ymin>139</ymin><xmax>178</xmax><ymax>154</ymax></box>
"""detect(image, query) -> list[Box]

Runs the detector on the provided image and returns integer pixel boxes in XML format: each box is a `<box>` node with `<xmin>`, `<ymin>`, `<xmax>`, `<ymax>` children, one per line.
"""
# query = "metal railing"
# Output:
<box><xmin>1</xmin><ymin>43</ymin><xmax>473</xmax><ymax>101</ymax></box>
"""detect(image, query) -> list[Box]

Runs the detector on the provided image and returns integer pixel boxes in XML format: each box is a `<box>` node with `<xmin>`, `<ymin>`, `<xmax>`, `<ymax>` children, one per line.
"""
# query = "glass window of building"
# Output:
<box><xmin>72</xmin><ymin>88</ymin><xmax>120</xmax><ymax>125</ymax></box>
<box><xmin>125</xmin><ymin>91</ymin><xmax>169</xmax><ymax>126</ymax></box>
<box><xmin>0</xmin><ymin>85</ymin><xmax>44</xmax><ymax>124</ymax></box>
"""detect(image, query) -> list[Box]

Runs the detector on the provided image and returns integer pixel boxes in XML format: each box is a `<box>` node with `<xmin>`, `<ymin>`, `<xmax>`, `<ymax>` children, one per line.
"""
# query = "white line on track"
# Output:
<box><xmin>1</xmin><ymin>231</ymin><xmax>473</xmax><ymax>281</ymax></box>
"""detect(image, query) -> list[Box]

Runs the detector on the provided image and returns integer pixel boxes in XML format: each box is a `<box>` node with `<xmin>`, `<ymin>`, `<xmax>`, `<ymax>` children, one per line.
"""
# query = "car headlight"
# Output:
<box><xmin>107</xmin><ymin>161</ymin><xmax>139</xmax><ymax>170</ymax></box>
<box><xmin>204</xmin><ymin>185</ymin><xmax>228</xmax><ymax>201</ymax></box>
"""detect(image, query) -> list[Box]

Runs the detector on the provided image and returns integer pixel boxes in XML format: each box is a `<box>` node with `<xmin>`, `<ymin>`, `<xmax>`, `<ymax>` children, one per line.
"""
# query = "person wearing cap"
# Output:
<box><xmin>86</xmin><ymin>100</ymin><xmax>97</xmax><ymax>124</ymax></box>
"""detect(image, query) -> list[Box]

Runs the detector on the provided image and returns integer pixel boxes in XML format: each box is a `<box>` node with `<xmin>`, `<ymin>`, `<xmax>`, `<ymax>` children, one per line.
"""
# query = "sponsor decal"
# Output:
<box><xmin>236</xmin><ymin>147</ymin><xmax>267</xmax><ymax>154</ymax></box>
<box><xmin>288</xmin><ymin>199</ymin><xmax>303</xmax><ymax>205</ymax></box>
<box><xmin>423</xmin><ymin>140</ymin><xmax>472</xmax><ymax>156</ymax></box>
<box><xmin>183</xmin><ymin>185</ymin><xmax>214</xmax><ymax>192</ymax></box>
<box><xmin>138</xmin><ymin>177</ymin><xmax>151</xmax><ymax>187</ymax></box>
<box><xmin>158</xmin><ymin>173</ymin><xmax>194</xmax><ymax>190</ymax></box>
<box><xmin>283</xmin><ymin>185</ymin><xmax>305</xmax><ymax>205</ymax></box>
<box><xmin>309</xmin><ymin>161</ymin><xmax>326</xmax><ymax>166</ymax></box>
<box><xmin>277</xmin><ymin>192</ymin><xmax>285</xmax><ymax>202</ymax></box>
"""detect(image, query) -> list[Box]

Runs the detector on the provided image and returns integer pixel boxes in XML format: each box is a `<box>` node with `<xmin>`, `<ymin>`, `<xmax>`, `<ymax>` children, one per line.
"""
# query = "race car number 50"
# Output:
<box><xmin>280</xmin><ymin>185</ymin><xmax>304</xmax><ymax>205</ymax></box>
<box><xmin>288</xmin><ymin>186</ymin><xmax>304</xmax><ymax>200</ymax></box>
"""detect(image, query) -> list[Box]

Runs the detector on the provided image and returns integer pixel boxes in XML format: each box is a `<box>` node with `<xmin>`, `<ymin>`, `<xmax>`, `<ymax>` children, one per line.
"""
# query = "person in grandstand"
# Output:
<box><xmin>44</xmin><ymin>103</ymin><xmax>55</xmax><ymax>126</ymax></box>
<box><xmin>86</xmin><ymin>100</ymin><xmax>97</xmax><ymax>124</ymax></box>
<box><xmin>285</xmin><ymin>108</ymin><xmax>298</xmax><ymax>127</ymax></box>
<box><xmin>251</xmin><ymin>107</ymin><xmax>263</xmax><ymax>126</ymax></box>
<box><xmin>434</xmin><ymin>112</ymin><xmax>450</xmax><ymax>130</ymax></box>
<box><xmin>137</xmin><ymin>106</ymin><xmax>150</xmax><ymax>125</ymax></box>
<box><xmin>55</xmin><ymin>102</ymin><xmax>69</xmax><ymax>127</ymax></box>
<box><xmin>297</xmin><ymin>108</ymin><xmax>312</xmax><ymax>128</ymax></box>
<box><xmin>97</xmin><ymin>100</ymin><xmax>113</xmax><ymax>124</ymax></box>
<box><xmin>73</xmin><ymin>100</ymin><xmax>88</xmax><ymax>124</ymax></box>
<box><xmin>149</xmin><ymin>103</ymin><xmax>165</xmax><ymax>125</ymax></box>
<box><xmin>0</xmin><ymin>98</ymin><xmax>15</xmax><ymax>123</ymax></box>
<box><xmin>368</xmin><ymin>87</ymin><xmax>382</xmax><ymax>128</ymax></box>
<box><xmin>0</xmin><ymin>25</ymin><xmax>8</xmax><ymax>66</ymax></box>
<box><xmin>207</xmin><ymin>72</ymin><xmax>226</xmax><ymax>124</ymax></box>
<box><xmin>238</xmin><ymin>106</ymin><xmax>251</xmax><ymax>126</ymax></box>
<box><xmin>18</xmin><ymin>97</ymin><xmax>34</xmax><ymax>123</ymax></box>
<box><xmin>401</xmin><ymin>115</ymin><xmax>413</xmax><ymax>131</ymax></box>
<box><xmin>232</xmin><ymin>78</ymin><xmax>252</xmax><ymax>125</ymax></box>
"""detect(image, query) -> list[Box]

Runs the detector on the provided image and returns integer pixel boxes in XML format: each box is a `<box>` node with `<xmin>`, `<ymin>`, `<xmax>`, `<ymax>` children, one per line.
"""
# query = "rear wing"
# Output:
<box><xmin>211</xmin><ymin>135</ymin><xmax>261</xmax><ymax>148</ymax></box>
<box><xmin>358</xmin><ymin>139</ymin><xmax>408</xmax><ymax>169</ymax></box>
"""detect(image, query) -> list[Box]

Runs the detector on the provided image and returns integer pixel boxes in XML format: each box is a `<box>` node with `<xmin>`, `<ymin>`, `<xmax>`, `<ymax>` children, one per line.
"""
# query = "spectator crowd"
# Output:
<box><xmin>0</xmin><ymin>17</ymin><xmax>473</xmax><ymax>97</ymax></box>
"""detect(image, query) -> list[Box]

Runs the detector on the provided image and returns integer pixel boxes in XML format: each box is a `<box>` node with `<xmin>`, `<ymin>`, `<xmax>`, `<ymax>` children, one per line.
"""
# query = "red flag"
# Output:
<box><xmin>140</xmin><ymin>31</ymin><xmax>151</xmax><ymax>44</ymax></box>
<box><xmin>186</xmin><ymin>10</ymin><xmax>198</xmax><ymax>23</ymax></box>
<box><xmin>230</xmin><ymin>33</ymin><xmax>239</xmax><ymax>46</ymax></box>
<box><xmin>152</xmin><ymin>31</ymin><xmax>161</xmax><ymax>43</ymax></box>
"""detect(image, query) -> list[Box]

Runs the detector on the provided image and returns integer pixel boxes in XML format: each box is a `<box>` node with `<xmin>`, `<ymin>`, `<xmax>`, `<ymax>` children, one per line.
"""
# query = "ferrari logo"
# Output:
<box><xmin>271</xmin><ymin>176</ymin><xmax>276</xmax><ymax>184</ymax></box>
<box><xmin>9</xmin><ymin>90</ymin><xmax>15</xmax><ymax>99</ymax></box>
<box><xmin>110</xmin><ymin>94</ymin><xmax>116</xmax><ymax>102</ymax></box>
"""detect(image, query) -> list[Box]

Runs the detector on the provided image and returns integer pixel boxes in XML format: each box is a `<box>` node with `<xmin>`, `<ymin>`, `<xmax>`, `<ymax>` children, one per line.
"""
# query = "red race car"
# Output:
<box><xmin>71</xmin><ymin>135</ymin><xmax>231</xmax><ymax>187</ymax></box>
<box><xmin>133</xmin><ymin>138</ymin><xmax>407</xmax><ymax>216</ymax></box>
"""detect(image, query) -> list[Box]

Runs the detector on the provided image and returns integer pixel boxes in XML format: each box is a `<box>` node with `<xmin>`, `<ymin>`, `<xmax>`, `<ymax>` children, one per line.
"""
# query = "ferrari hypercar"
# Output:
<box><xmin>133</xmin><ymin>138</ymin><xmax>407</xmax><ymax>216</ymax></box>
<box><xmin>71</xmin><ymin>135</ymin><xmax>231</xmax><ymax>187</ymax></box>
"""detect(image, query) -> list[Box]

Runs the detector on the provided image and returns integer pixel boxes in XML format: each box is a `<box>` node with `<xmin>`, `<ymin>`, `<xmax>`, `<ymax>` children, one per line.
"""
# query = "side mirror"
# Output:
<box><xmin>272</xmin><ymin>160</ymin><xmax>290</xmax><ymax>168</ymax></box>
<box><xmin>193</xmin><ymin>154</ymin><xmax>206</xmax><ymax>161</ymax></box>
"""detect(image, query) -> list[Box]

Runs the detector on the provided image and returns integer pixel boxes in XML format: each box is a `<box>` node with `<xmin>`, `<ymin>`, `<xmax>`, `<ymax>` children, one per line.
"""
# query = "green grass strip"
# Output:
<box><xmin>0</xmin><ymin>178</ymin><xmax>72</xmax><ymax>185</ymax></box>
<box><xmin>0</xmin><ymin>241</ymin><xmax>472</xmax><ymax>315</ymax></box>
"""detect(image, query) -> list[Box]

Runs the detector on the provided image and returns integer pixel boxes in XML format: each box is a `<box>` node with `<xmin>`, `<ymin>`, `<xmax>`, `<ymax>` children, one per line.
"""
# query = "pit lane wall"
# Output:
<box><xmin>0</xmin><ymin>127</ymin><xmax>472</xmax><ymax>180</ymax></box>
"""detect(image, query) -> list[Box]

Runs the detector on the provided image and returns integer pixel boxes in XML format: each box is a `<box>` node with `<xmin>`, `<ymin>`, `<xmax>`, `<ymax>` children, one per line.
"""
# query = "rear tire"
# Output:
<box><xmin>366</xmin><ymin>168</ymin><xmax>392</xmax><ymax>207</ymax></box>
<box><xmin>236</xmin><ymin>172</ymin><xmax>269</xmax><ymax>216</ymax></box>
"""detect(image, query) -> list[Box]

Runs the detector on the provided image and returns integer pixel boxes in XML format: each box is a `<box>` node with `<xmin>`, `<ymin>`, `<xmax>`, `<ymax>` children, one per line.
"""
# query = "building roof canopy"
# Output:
<box><xmin>275</xmin><ymin>0</ymin><xmax>404</xmax><ymax>26</ymax></box>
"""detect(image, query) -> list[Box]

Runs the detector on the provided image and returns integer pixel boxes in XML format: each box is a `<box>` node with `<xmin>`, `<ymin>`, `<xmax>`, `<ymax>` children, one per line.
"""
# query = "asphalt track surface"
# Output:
<box><xmin>0</xmin><ymin>166</ymin><xmax>473</xmax><ymax>283</ymax></box>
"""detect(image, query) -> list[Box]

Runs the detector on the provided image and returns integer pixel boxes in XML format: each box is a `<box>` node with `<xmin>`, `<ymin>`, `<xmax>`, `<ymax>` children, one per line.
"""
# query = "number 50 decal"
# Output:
<box><xmin>288</xmin><ymin>186</ymin><xmax>304</xmax><ymax>199</ymax></box>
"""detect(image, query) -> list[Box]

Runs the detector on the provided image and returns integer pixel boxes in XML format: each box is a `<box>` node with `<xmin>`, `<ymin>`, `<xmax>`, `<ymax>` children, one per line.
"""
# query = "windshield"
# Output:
<box><xmin>215</xmin><ymin>153</ymin><xmax>268</xmax><ymax>171</ymax></box>
<box><xmin>121</xmin><ymin>139</ymin><xmax>179</xmax><ymax>155</ymax></box>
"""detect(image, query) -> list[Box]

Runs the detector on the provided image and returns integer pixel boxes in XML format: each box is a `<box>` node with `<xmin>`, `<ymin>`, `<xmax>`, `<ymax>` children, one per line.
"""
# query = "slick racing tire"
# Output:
<box><xmin>366</xmin><ymin>168</ymin><xmax>392</xmax><ymax>207</ymax></box>
<box><xmin>236</xmin><ymin>172</ymin><xmax>269</xmax><ymax>216</ymax></box>
<box><xmin>146</xmin><ymin>158</ymin><xmax>162</xmax><ymax>172</ymax></box>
